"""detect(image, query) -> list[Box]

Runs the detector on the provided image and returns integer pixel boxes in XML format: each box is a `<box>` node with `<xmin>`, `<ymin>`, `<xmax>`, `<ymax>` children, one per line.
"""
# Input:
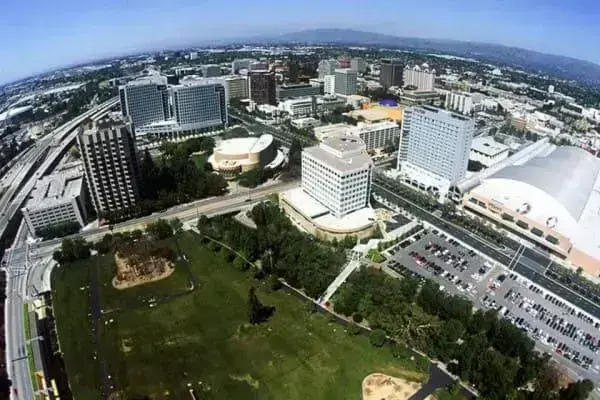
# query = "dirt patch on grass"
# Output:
<box><xmin>362</xmin><ymin>372</ymin><xmax>421</xmax><ymax>400</ymax></box>
<box><xmin>112</xmin><ymin>248</ymin><xmax>175</xmax><ymax>290</ymax></box>
<box><xmin>229</xmin><ymin>373</ymin><xmax>260</xmax><ymax>389</ymax></box>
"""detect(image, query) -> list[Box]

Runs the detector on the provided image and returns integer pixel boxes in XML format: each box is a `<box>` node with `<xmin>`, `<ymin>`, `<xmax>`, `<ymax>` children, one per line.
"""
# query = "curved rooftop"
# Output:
<box><xmin>490</xmin><ymin>146</ymin><xmax>600</xmax><ymax>221</ymax></box>
<box><xmin>214</xmin><ymin>134</ymin><xmax>273</xmax><ymax>156</ymax></box>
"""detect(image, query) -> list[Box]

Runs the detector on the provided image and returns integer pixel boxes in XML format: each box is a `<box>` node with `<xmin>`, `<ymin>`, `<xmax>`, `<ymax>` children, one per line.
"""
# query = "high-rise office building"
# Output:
<box><xmin>324</xmin><ymin>75</ymin><xmax>336</xmax><ymax>95</ymax></box>
<box><xmin>334</xmin><ymin>69</ymin><xmax>358</xmax><ymax>95</ymax></box>
<box><xmin>403</xmin><ymin>65</ymin><xmax>435</xmax><ymax>91</ymax></box>
<box><xmin>318</xmin><ymin>59</ymin><xmax>339</xmax><ymax>78</ymax></box>
<box><xmin>249</xmin><ymin>70</ymin><xmax>276</xmax><ymax>105</ymax></box>
<box><xmin>170</xmin><ymin>81</ymin><xmax>228</xmax><ymax>129</ymax></box>
<box><xmin>379</xmin><ymin>59</ymin><xmax>403</xmax><ymax>88</ymax></box>
<box><xmin>77</xmin><ymin>117</ymin><xmax>141</xmax><ymax>215</ymax></box>
<box><xmin>399</xmin><ymin>106</ymin><xmax>474</xmax><ymax>198</ymax></box>
<box><xmin>119</xmin><ymin>77</ymin><xmax>169</xmax><ymax>128</ymax></box>
<box><xmin>302</xmin><ymin>135</ymin><xmax>372</xmax><ymax>218</ymax></box>
<box><xmin>350</xmin><ymin>58</ymin><xmax>367</xmax><ymax>73</ymax></box>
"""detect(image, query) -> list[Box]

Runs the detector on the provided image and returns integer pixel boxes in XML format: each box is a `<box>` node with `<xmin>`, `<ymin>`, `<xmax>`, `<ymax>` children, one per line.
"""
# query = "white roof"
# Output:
<box><xmin>214</xmin><ymin>134</ymin><xmax>273</xmax><ymax>156</ymax></box>
<box><xmin>470</xmin><ymin>146</ymin><xmax>600</xmax><ymax>260</ymax></box>
<box><xmin>471</xmin><ymin>137</ymin><xmax>509</xmax><ymax>157</ymax></box>
<box><xmin>23</xmin><ymin>165</ymin><xmax>84</xmax><ymax>211</ymax></box>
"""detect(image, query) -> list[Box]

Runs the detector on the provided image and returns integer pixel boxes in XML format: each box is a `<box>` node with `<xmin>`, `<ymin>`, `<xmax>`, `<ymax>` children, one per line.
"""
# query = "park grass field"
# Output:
<box><xmin>52</xmin><ymin>231</ymin><xmax>428</xmax><ymax>399</ymax></box>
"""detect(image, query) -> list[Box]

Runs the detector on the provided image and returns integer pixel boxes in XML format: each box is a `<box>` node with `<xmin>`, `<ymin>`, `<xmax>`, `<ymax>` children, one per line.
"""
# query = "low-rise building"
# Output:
<box><xmin>291</xmin><ymin>117</ymin><xmax>321</xmax><ymax>129</ymax></box>
<box><xmin>314</xmin><ymin>121</ymin><xmax>400</xmax><ymax>151</ymax></box>
<box><xmin>276</xmin><ymin>83</ymin><xmax>321</xmax><ymax>100</ymax></box>
<box><xmin>470</xmin><ymin>137</ymin><xmax>510</xmax><ymax>167</ymax></box>
<box><xmin>22</xmin><ymin>163</ymin><xmax>88</xmax><ymax>235</ymax></box>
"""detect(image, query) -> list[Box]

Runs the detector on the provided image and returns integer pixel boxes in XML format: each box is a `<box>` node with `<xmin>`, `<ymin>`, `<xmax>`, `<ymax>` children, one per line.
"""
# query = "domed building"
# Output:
<box><xmin>208</xmin><ymin>134</ymin><xmax>284</xmax><ymax>179</ymax></box>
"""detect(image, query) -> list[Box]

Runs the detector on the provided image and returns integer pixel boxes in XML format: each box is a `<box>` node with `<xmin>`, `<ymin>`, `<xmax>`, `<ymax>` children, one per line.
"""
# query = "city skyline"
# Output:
<box><xmin>2</xmin><ymin>0</ymin><xmax>600</xmax><ymax>85</ymax></box>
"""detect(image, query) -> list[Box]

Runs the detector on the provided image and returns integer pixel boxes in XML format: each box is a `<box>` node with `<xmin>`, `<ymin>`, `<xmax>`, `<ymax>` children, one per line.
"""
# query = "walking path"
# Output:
<box><xmin>319</xmin><ymin>254</ymin><xmax>361</xmax><ymax>304</ymax></box>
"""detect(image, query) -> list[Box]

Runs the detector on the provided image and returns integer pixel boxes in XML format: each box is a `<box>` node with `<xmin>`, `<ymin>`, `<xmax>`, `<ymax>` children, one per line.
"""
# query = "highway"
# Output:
<box><xmin>2</xmin><ymin>97</ymin><xmax>119</xmax><ymax>400</ymax></box>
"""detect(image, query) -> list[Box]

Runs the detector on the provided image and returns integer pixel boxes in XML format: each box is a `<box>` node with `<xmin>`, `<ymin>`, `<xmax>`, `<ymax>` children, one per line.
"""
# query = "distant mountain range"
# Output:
<box><xmin>251</xmin><ymin>28</ymin><xmax>600</xmax><ymax>87</ymax></box>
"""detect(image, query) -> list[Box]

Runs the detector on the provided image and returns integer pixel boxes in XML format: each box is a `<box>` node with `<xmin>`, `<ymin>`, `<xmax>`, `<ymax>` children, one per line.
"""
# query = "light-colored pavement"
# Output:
<box><xmin>320</xmin><ymin>254</ymin><xmax>361</xmax><ymax>304</ymax></box>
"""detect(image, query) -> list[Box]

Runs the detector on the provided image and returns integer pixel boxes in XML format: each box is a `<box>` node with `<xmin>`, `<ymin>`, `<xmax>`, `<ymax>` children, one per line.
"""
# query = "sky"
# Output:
<box><xmin>1</xmin><ymin>0</ymin><xmax>599</xmax><ymax>85</ymax></box>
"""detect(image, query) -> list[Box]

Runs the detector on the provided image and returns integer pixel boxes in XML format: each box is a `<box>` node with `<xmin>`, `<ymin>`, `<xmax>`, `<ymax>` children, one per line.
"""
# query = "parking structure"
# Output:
<box><xmin>381</xmin><ymin>229</ymin><xmax>600</xmax><ymax>382</ymax></box>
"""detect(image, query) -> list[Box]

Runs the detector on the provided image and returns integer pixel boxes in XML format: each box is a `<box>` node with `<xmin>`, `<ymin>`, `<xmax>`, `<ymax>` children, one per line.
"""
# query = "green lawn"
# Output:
<box><xmin>52</xmin><ymin>232</ymin><xmax>428</xmax><ymax>399</ymax></box>
<box><xmin>433</xmin><ymin>388</ymin><xmax>467</xmax><ymax>400</ymax></box>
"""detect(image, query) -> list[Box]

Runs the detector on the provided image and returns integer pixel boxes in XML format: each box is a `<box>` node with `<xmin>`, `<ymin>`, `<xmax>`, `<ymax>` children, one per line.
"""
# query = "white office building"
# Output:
<box><xmin>445</xmin><ymin>91</ymin><xmax>482</xmax><ymax>115</ymax></box>
<box><xmin>399</xmin><ymin>106</ymin><xmax>474</xmax><ymax>198</ymax></box>
<box><xmin>318</xmin><ymin>59</ymin><xmax>339</xmax><ymax>78</ymax></box>
<box><xmin>314</xmin><ymin>121</ymin><xmax>400</xmax><ymax>150</ymax></box>
<box><xmin>470</xmin><ymin>136</ymin><xmax>509</xmax><ymax>168</ymax></box>
<box><xmin>350</xmin><ymin>58</ymin><xmax>367</xmax><ymax>73</ymax></box>
<box><xmin>334</xmin><ymin>68</ymin><xmax>358</xmax><ymax>95</ymax></box>
<box><xmin>302</xmin><ymin>135</ymin><xmax>372</xmax><ymax>218</ymax></box>
<box><xmin>22</xmin><ymin>163</ymin><xmax>88</xmax><ymax>235</ymax></box>
<box><xmin>324</xmin><ymin>75</ymin><xmax>336</xmax><ymax>95</ymax></box>
<box><xmin>278</xmin><ymin>95</ymin><xmax>346</xmax><ymax>118</ymax></box>
<box><xmin>119</xmin><ymin>77</ymin><xmax>169</xmax><ymax>128</ymax></box>
<box><xmin>232</xmin><ymin>59</ymin><xmax>253</xmax><ymax>74</ymax></box>
<box><xmin>403</xmin><ymin>65</ymin><xmax>435</xmax><ymax>91</ymax></box>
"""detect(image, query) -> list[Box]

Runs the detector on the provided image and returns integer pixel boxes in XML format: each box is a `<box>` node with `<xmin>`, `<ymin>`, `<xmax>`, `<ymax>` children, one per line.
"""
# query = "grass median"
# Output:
<box><xmin>53</xmin><ymin>231</ymin><xmax>428</xmax><ymax>399</ymax></box>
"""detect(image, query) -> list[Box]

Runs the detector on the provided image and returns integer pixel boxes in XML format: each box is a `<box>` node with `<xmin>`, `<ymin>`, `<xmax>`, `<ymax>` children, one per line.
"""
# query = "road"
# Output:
<box><xmin>2</xmin><ymin>97</ymin><xmax>119</xmax><ymax>400</ymax></box>
<box><xmin>4</xmin><ymin>179</ymin><xmax>299</xmax><ymax>399</ymax></box>
<box><xmin>0</xmin><ymin>97</ymin><xmax>119</xmax><ymax>244</ymax></box>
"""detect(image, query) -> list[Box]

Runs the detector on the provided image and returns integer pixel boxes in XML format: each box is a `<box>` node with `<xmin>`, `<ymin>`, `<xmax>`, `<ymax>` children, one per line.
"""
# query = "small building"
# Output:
<box><xmin>470</xmin><ymin>137</ymin><xmax>510</xmax><ymax>168</ymax></box>
<box><xmin>22</xmin><ymin>163</ymin><xmax>88</xmax><ymax>235</ymax></box>
<box><xmin>291</xmin><ymin>117</ymin><xmax>321</xmax><ymax>129</ymax></box>
<box><xmin>314</xmin><ymin>121</ymin><xmax>400</xmax><ymax>151</ymax></box>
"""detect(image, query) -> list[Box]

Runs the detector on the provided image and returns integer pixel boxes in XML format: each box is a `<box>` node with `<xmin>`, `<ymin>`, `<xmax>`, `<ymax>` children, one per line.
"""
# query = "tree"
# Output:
<box><xmin>559</xmin><ymin>379</ymin><xmax>594</xmax><ymax>400</ymax></box>
<box><xmin>145</xmin><ymin>219</ymin><xmax>173</xmax><ymax>240</ymax></box>
<box><xmin>169</xmin><ymin>218</ymin><xmax>184</xmax><ymax>235</ymax></box>
<box><xmin>352</xmin><ymin>313</ymin><xmax>364</xmax><ymax>323</ymax></box>
<box><xmin>247</xmin><ymin>286</ymin><xmax>275</xmax><ymax>324</ymax></box>
<box><xmin>369</xmin><ymin>329</ymin><xmax>386</xmax><ymax>347</ymax></box>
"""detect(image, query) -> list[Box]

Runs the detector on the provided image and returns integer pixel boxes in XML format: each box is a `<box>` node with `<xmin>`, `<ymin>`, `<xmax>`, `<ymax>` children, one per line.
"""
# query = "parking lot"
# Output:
<box><xmin>384</xmin><ymin>230</ymin><xmax>497</xmax><ymax>302</ymax></box>
<box><xmin>381</xmin><ymin>229</ymin><xmax>600</xmax><ymax>382</ymax></box>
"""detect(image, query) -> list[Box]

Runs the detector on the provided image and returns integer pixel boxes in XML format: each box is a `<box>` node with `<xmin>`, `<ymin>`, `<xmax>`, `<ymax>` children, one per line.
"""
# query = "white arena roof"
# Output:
<box><xmin>214</xmin><ymin>134</ymin><xmax>273</xmax><ymax>156</ymax></box>
<box><xmin>470</xmin><ymin>146</ymin><xmax>600</xmax><ymax>259</ymax></box>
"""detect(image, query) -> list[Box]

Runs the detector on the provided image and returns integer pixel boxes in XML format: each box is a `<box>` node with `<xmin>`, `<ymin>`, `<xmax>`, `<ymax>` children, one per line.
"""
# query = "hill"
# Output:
<box><xmin>262</xmin><ymin>28</ymin><xmax>600</xmax><ymax>87</ymax></box>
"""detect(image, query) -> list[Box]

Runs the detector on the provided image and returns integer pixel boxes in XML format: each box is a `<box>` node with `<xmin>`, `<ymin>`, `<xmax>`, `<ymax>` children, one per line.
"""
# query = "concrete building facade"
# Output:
<box><xmin>276</xmin><ymin>83</ymin><xmax>321</xmax><ymax>100</ymax></box>
<box><xmin>379</xmin><ymin>59</ymin><xmax>403</xmax><ymax>88</ymax></box>
<box><xmin>22</xmin><ymin>163</ymin><xmax>88</xmax><ymax>235</ymax></box>
<box><xmin>334</xmin><ymin>68</ymin><xmax>358</xmax><ymax>96</ymax></box>
<box><xmin>400</xmin><ymin>106</ymin><xmax>474</xmax><ymax>197</ymax></box>
<box><xmin>119</xmin><ymin>77</ymin><xmax>169</xmax><ymax>128</ymax></box>
<box><xmin>249</xmin><ymin>70</ymin><xmax>276</xmax><ymax>105</ymax></box>
<box><xmin>318</xmin><ymin>59</ymin><xmax>339</xmax><ymax>78</ymax></box>
<box><xmin>324</xmin><ymin>75</ymin><xmax>336</xmax><ymax>95</ymax></box>
<box><xmin>302</xmin><ymin>135</ymin><xmax>372</xmax><ymax>218</ymax></box>
<box><xmin>403</xmin><ymin>65</ymin><xmax>435</xmax><ymax>91</ymax></box>
<box><xmin>77</xmin><ymin>117</ymin><xmax>141</xmax><ymax>215</ymax></box>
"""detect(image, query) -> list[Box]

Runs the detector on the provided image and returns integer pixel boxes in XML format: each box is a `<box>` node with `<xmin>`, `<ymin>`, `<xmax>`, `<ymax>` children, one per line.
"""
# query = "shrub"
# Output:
<box><xmin>352</xmin><ymin>313</ymin><xmax>364</xmax><ymax>323</ymax></box>
<box><xmin>269</xmin><ymin>275</ymin><xmax>283</xmax><ymax>291</ymax></box>
<box><xmin>369</xmin><ymin>329</ymin><xmax>386</xmax><ymax>347</ymax></box>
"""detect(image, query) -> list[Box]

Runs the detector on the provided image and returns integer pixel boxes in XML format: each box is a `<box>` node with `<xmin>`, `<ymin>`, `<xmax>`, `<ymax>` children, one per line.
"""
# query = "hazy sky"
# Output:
<box><xmin>1</xmin><ymin>0</ymin><xmax>598</xmax><ymax>84</ymax></box>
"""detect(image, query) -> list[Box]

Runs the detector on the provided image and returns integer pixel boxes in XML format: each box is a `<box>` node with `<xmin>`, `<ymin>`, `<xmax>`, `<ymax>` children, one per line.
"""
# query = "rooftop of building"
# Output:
<box><xmin>23</xmin><ymin>164</ymin><xmax>84</xmax><ymax>211</ymax></box>
<box><xmin>304</xmin><ymin>135</ymin><xmax>371</xmax><ymax>172</ymax></box>
<box><xmin>213</xmin><ymin>134</ymin><xmax>274</xmax><ymax>157</ymax></box>
<box><xmin>122</xmin><ymin>75</ymin><xmax>167</xmax><ymax>87</ymax></box>
<box><xmin>414</xmin><ymin>105</ymin><xmax>472</xmax><ymax>122</ymax></box>
<box><xmin>471</xmin><ymin>137</ymin><xmax>509</xmax><ymax>157</ymax></box>
<box><xmin>468</xmin><ymin>146</ymin><xmax>600</xmax><ymax>261</ymax></box>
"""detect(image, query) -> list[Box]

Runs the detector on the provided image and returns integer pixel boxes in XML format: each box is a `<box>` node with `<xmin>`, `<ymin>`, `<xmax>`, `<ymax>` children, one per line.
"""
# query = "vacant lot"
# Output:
<box><xmin>52</xmin><ymin>232</ymin><xmax>428</xmax><ymax>399</ymax></box>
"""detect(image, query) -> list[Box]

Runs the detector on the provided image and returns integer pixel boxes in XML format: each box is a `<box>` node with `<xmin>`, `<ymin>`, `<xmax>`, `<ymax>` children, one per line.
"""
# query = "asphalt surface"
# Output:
<box><xmin>372</xmin><ymin>176</ymin><xmax>600</xmax><ymax>320</ymax></box>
